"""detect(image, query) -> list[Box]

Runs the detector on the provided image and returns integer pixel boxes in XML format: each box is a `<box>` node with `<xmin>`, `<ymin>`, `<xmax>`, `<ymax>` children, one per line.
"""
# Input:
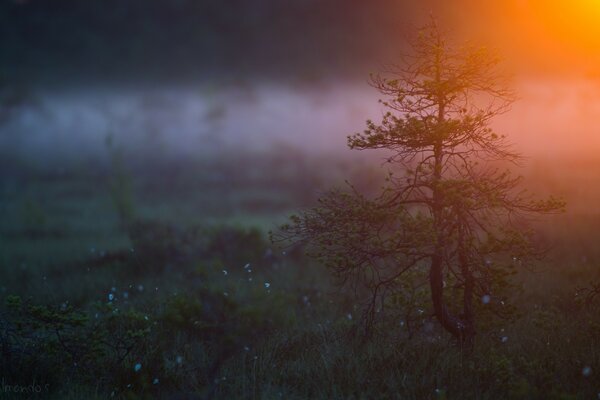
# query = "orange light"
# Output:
<box><xmin>448</xmin><ymin>0</ymin><xmax>600</xmax><ymax>75</ymax></box>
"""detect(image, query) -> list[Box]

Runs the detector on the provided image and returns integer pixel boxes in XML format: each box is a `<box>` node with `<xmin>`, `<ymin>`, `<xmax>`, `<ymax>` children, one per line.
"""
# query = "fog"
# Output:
<box><xmin>0</xmin><ymin>83</ymin><xmax>383</xmax><ymax>167</ymax></box>
<box><xmin>2</xmin><ymin>77</ymin><xmax>599</xmax><ymax>166</ymax></box>
<box><xmin>2</xmin><ymin>0</ymin><xmax>600</xmax><ymax>212</ymax></box>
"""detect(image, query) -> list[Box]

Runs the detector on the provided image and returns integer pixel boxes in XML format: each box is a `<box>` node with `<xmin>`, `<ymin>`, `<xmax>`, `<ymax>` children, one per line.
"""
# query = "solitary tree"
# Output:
<box><xmin>276</xmin><ymin>21</ymin><xmax>564</xmax><ymax>346</ymax></box>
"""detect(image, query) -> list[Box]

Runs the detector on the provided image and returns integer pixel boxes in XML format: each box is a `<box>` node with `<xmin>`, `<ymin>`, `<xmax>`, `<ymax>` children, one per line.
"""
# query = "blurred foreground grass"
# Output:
<box><xmin>0</xmin><ymin>154</ymin><xmax>600</xmax><ymax>399</ymax></box>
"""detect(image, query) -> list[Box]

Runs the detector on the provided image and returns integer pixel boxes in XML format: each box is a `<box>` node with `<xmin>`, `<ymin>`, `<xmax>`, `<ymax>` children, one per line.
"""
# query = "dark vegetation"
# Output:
<box><xmin>0</xmin><ymin>144</ymin><xmax>600</xmax><ymax>399</ymax></box>
<box><xmin>0</xmin><ymin>0</ymin><xmax>419</xmax><ymax>86</ymax></box>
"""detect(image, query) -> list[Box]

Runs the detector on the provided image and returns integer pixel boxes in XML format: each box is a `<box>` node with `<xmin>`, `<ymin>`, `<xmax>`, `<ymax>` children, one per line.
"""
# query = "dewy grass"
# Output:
<box><xmin>0</xmin><ymin>150</ymin><xmax>597</xmax><ymax>399</ymax></box>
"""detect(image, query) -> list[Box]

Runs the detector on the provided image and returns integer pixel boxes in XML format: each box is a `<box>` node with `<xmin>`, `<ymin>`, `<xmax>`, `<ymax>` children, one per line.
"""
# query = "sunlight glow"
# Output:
<box><xmin>522</xmin><ymin>0</ymin><xmax>600</xmax><ymax>47</ymax></box>
<box><xmin>454</xmin><ymin>0</ymin><xmax>600</xmax><ymax>74</ymax></box>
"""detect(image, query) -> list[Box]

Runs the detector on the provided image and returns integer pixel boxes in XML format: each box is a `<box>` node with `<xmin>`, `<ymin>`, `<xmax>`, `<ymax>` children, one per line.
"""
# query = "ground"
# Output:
<box><xmin>0</xmin><ymin>152</ymin><xmax>599</xmax><ymax>399</ymax></box>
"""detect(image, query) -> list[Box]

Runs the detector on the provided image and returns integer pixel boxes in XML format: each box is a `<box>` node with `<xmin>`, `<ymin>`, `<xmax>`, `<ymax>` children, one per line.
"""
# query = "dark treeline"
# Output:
<box><xmin>0</xmin><ymin>0</ymin><xmax>437</xmax><ymax>86</ymax></box>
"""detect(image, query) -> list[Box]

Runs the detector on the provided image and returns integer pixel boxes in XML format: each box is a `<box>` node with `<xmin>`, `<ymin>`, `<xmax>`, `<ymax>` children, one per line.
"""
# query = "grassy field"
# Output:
<box><xmin>1</xmin><ymin>153</ymin><xmax>600</xmax><ymax>399</ymax></box>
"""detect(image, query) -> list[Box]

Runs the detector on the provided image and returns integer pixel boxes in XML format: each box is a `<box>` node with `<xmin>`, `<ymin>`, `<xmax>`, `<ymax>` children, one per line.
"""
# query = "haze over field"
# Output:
<box><xmin>2</xmin><ymin>0</ymin><xmax>600</xmax><ymax>165</ymax></box>
<box><xmin>2</xmin><ymin>79</ymin><xmax>600</xmax><ymax>160</ymax></box>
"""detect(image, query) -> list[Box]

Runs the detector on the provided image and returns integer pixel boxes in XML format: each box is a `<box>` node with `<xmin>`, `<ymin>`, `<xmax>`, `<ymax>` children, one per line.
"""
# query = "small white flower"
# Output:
<box><xmin>264</xmin><ymin>282</ymin><xmax>270</xmax><ymax>288</ymax></box>
<box><xmin>582</xmin><ymin>366</ymin><xmax>592</xmax><ymax>377</ymax></box>
<box><xmin>134</xmin><ymin>363</ymin><xmax>141</xmax><ymax>372</ymax></box>
<box><xmin>153</xmin><ymin>378</ymin><xmax>159</xmax><ymax>385</ymax></box>
<box><xmin>501</xmin><ymin>336</ymin><xmax>508</xmax><ymax>343</ymax></box>
<box><xmin>482</xmin><ymin>294</ymin><xmax>491</xmax><ymax>304</ymax></box>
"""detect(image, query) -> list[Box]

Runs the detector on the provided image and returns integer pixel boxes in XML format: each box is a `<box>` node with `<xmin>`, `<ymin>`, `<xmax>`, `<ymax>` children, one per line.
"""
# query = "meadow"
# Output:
<box><xmin>4</xmin><ymin>0</ymin><xmax>600</xmax><ymax>399</ymax></box>
<box><xmin>1</xmin><ymin>150</ymin><xmax>600</xmax><ymax>399</ymax></box>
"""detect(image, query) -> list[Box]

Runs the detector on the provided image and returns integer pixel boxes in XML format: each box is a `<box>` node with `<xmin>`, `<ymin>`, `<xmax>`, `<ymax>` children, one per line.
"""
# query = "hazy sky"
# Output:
<box><xmin>3</xmin><ymin>0</ymin><xmax>600</xmax><ymax>84</ymax></box>
<box><xmin>447</xmin><ymin>0</ymin><xmax>600</xmax><ymax>77</ymax></box>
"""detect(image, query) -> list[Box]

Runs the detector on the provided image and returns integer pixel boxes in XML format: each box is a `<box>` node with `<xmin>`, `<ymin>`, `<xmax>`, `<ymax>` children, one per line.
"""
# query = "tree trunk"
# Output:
<box><xmin>428</xmin><ymin>40</ymin><xmax>476</xmax><ymax>347</ymax></box>
<box><xmin>429</xmin><ymin>254</ymin><xmax>473</xmax><ymax>346</ymax></box>
<box><xmin>458</xmin><ymin>220</ymin><xmax>476</xmax><ymax>347</ymax></box>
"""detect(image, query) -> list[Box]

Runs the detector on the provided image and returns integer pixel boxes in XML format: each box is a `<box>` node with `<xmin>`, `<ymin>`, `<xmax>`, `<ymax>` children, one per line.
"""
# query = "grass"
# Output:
<box><xmin>1</xmin><ymin>155</ymin><xmax>600</xmax><ymax>399</ymax></box>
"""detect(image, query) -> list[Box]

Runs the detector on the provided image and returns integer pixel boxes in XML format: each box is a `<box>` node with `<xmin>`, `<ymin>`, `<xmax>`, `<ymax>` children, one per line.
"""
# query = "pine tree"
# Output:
<box><xmin>276</xmin><ymin>20</ymin><xmax>564</xmax><ymax>346</ymax></box>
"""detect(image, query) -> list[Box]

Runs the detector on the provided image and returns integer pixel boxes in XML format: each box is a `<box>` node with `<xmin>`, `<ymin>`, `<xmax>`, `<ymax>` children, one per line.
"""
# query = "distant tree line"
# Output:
<box><xmin>0</xmin><ymin>0</ymin><xmax>422</xmax><ymax>85</ymax></box>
